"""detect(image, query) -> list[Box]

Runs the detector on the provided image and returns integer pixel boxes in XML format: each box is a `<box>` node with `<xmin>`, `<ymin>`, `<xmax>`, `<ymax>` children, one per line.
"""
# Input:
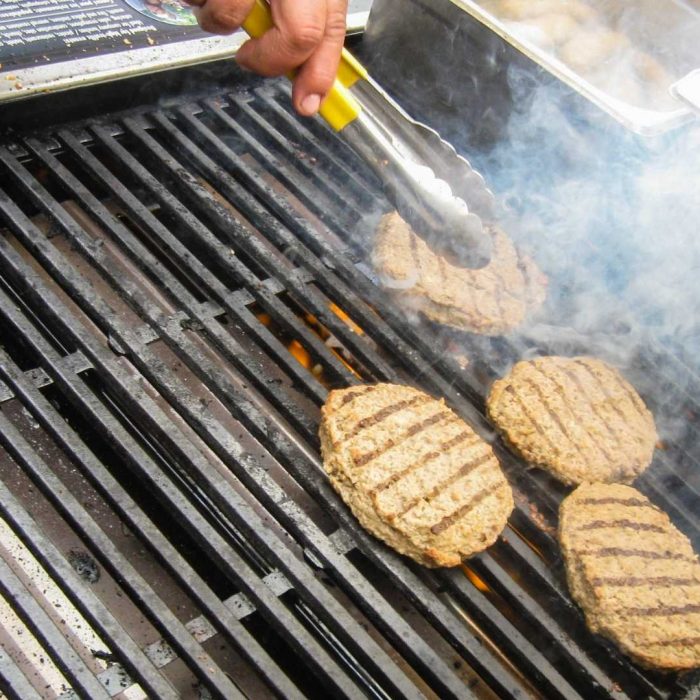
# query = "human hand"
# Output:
<box><xmin>187</xmin><ymin>0</ymin><xmax>348</xmax><ymax>116</ymax></box>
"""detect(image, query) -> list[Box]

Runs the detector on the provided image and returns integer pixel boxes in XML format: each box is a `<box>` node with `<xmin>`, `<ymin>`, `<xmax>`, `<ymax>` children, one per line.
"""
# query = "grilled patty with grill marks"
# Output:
<box><xmin>486</xmin><ymin>356</ymin><xmax>657</xmax><ymax>485</ymax></box>
<box><xmin>371</xmin><ymin>211</ymin><xmax>547</xmax><ymax>336</ymax></box>
<box><xmin>319</xmin><ymin>383</ymin><xmax>513</xmax><ymax>567</ymax></box>
<box><xmin>560</xmin><ymin>483</ymin><xmax>700</xmax><ymax>670</ymax></box>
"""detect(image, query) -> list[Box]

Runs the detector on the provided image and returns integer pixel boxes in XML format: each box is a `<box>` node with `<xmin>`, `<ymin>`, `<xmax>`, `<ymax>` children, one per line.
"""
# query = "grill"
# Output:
<box><xmin>0</xmin><ymin>68</ymin><xmax>698</xmax><ymax>699</ymax></box>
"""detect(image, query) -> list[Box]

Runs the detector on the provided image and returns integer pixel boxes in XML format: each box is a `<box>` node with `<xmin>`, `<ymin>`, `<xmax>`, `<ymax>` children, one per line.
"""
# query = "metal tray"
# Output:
<box><xmin>0</xmin><ymin>1</ymin><xmax>371</xmax><ymax>104</ymax></box>
<box><xmin>363</xmin><ymin>0</ymin><xmax>700</xmax><ymax>136</ymax></box>
<box><xmin>455</xmin><ymin>0</ymin><xmax>700</xmax><ymax>135</ymax></box>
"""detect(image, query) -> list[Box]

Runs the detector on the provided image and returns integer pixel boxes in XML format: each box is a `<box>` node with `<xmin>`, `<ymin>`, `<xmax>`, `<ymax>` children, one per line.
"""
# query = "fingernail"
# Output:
<box><xmin>301</xmin><ymin>93</ymin><xmax>321</xmax><ymax>115</ymax></box>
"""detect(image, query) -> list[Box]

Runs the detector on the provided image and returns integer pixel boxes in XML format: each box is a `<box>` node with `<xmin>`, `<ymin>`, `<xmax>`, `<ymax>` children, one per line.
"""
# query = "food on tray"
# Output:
<box><xmin>558</xmin><ymin>28</ymin><xmax>629</xmax><ymax>72</ymax></box>
<box><xmin>319</xmin><ymin>383</ymin><xmax>513</xmax><ymax>567</ymax></box>
<box><xmin>486</xmin><ymin>356</ymin><xmax>657</xmax><ymax>485</ymax></box>
<box><xmin>559</xmin><ymin>483</ymin><xmax>700</xmax><ymax>671</ymax></box>
<box><xmin>495</xmin><ymin>0</ymin><xmax>594</xmax><ymax>23</ymax></box>
<box><xmin>485</xmin><ymin>0</ymin><xmax>674</xmax><ymax>110</ymax></box>
<box><xmin>372</xmin><ymin>211</ymin><xmax>547</xmax><ymax>336</ymax></box>
<box><xmin>527</xmin><ymin>13</ymin><xmax>579</xmax><ymax>47</ymax></box>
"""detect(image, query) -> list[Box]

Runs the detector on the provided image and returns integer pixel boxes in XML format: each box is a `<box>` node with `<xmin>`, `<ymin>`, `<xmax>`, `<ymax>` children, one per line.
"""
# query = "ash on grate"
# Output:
<box><xmin>67</xmin><ymin>549</ymin><xmax>100</xmax><ymax>583</ymax></box>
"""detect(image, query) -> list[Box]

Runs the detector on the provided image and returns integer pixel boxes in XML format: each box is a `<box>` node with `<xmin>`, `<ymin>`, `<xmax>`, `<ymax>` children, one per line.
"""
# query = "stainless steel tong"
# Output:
<box><xmin>243</xmin><ymin>0</ymin><xmax>496</xmax><ymax>267</ymax></box>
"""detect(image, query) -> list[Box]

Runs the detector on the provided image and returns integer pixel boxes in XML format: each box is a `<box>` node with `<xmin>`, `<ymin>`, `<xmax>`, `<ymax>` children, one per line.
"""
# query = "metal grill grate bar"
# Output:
<box><xmin>0</xmin><ymin>75</ymin><xmax>697</xmax><ymax>699</ymax></box>
<box><xmin>0</xmin><ymin>337</ymin><xmax>300</xmax><ymax>698</ymax></box>
<box><xmin>0</xmin><ymin>403</ymin><xmax>246</xmax><ymax>700</ymax></box>
<box><xmin>0</xmin><ymin>554</ymin><xmax>111</xmax><ymax>699</ymax></box>
<box><xmin>0</xmin><ymin>204</ymin><xmax>457</xmax><ymax>698</ymax></box>
<box><xmin>0</xmin><ymin>479</ymin><xmax>178</xmax><ymax>698</ymax></box>
<box><xmin>0</xmin><ymin>243</ymin><xmax>387</xmax><ymax>699</ymax></box>
<box><xmin>0</xmin><ymin>645</ymin><xmax>44</xmax><ymax>700</ymax></box>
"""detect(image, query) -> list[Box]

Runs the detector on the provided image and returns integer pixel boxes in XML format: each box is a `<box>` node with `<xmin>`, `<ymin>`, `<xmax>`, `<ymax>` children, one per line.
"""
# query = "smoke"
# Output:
<box><xmin>360</xmin><ymin>0</ymin><xmax>700</xmax><ymax>393</ymax></box>
<box><xmin>480</xmin><ymin>61</ymin><xmax>700</xmax><ymax>364</ymax></box>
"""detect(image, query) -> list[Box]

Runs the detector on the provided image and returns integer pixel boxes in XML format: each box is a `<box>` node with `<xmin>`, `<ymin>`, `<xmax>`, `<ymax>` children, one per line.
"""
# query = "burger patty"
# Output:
<box><xmin>319</xmin><ymin>383</ymin><xmax>513</xmax><ymax>567</ymax></box>
<box><xmin>372</xmin><ymin>211</ymin><xmax>547</xmax><ymax>336</ymax></box>
<box><xmin>560</xmin><ymin>483</ymin><xmax>700</xmax><ymax>671</ymax></box>
<box><xmin>486</xmin><ymin>356</ymin><xmax>657</xmax><ymax>485</ymax></box>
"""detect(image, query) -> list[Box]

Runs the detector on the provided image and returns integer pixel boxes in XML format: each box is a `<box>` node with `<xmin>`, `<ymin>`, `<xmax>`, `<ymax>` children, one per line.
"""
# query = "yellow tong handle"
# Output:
<box><xmin>242</xmin><ymin>0</ymin><xmax>367</xmax><ymax>130</ymax></box>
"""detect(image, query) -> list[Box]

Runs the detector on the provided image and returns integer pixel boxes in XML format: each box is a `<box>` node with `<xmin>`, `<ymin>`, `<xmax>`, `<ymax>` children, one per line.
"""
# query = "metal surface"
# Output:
<box><xmin>672</xmin><ymin>70</ymin><xmax>700</xmax><ymax>116</ymax></box>
<box><xmin>364</xmin><ymin>0</ymin><xmax>699</xmax><ymax>136</ymax></box>
<box><xmin>0</xmin><ymin>75</ymin><xmax>697</xmax><ymax>698</ymax></box>
<box><xmin>0</xmin><ymin>5</ymin><xmax>371</xmax><ymax>104</ymax></box>
<box><xmin>449</xmin><ymin>0</ymin><xmax>699</xmax><ymax>135</ymax></box>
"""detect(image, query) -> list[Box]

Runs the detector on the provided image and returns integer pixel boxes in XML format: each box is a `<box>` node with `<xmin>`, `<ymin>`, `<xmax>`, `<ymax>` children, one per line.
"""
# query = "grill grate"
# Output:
<box><xmin>0</xmin><ymin>75</ymin><xmax>698</xmax><ymax>699</ymax></box>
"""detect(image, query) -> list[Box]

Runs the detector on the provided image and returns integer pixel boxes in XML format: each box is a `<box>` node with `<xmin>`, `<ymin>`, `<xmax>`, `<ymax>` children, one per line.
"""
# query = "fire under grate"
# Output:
<box><xmin>0</xmin><ymin>76</ymin><xmax>698</xmax><ymax>699</ymax></box>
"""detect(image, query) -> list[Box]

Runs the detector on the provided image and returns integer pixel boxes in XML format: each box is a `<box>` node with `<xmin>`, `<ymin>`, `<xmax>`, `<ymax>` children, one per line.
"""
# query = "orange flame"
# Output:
<box><xmin>462</xmin><ymin>565</ymin><xmax>490</xmax><ymax>593</ymax></box>
<box><xmin>288</xmin><ymin>339</ymin><xmax>313</xmax><ymax>370</ymax></box>
<box><xmin>329</xmin><ymin>302</ymin><xmax>364</xmax><ymax>335</ymax></box>
<box><xmin>256</xmin><ymin>302</ymin><xmax>367</xmax><ymax>384</ymax></box>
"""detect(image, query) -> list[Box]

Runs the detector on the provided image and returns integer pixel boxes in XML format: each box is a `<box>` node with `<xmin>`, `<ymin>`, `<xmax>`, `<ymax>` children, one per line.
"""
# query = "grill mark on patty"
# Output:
<box><xmin>590</xmin><ymin>576</ymin><xmax>700</xmax><ymax>588</ymax></box>
<box><xmin>355</xmin><ymin>409</ymin><xmax>453</xmax><ymax>467</ymax></box>
<box><xmin>576</xmin><ymin>497</ymin><xmax>653</xmax><ymax>508</ymax></box>
<box><xmin>431</xmin><ymin>480</ymin><xmax>503</xmax><ymax>535</ymax></box>
<box><xmin>558</xmin><ymin>363</ymin><xmax>621</xmax><ymax>445</ymax></box>
<box><xmin>621</xmin><ymin>603</ymin><xmax>700</xmax><ymax>617</ymax></box>
<box><xmin>397</xmin><ymin>451</ymin><xmax>494</xmax><ymax>518</ymax></box>
<box><xmin>502</xmin><ymin>385</ymin><xmax>560</xmax><ymax>455</ymax></box>
<box><xmin>409</xmin><ymin>231</ymin><xmax>422</xmax><ymax>277</ymax></box>
<box><xmin>371</xmin><ymin>430</ymin><xmax>478</xmax><ymax>495</ymax></box>
<box><xmin>638</xmin><ymin>636</ymin><xmax>700</xmax><ymax>647</ymax></box>
<box><xmin>338</xmin><ymin>385</ymin><xmax>376</xmax><ymax>407</ymax></box>
<box><xmin>524</xmin><ymin>377</ymin><xmax>573</xmax><ymax>440</ymax></box>
<box><xmin>344</xmin><ymin>395</ymin><xmax>429</xmax><ymax>440</ymax></box>
<box><xmin>573</xmin><ymin>359</ymin><xmax>645</xmax><ymax>427</ymax></box>
<box><xmin>575</xmin><ymin>547</ymin><xmax>693</xmax><ymax>561</ymax></box>
<box><xmin>522</xmin><ymin>374</ymin><xmax>601</xmax><ymax>463</ymax></box>
<box><xmin>530</xmin><ymin>365</ymin><xmax>615</xmax><ymax>465</ymax></box>
<box><xmin>491</xmin><ymin>271</ymin><xmax>508</xmax><ymax>323</ymax></box>
<box><xmin>578</xmin><ymin>519</ymin><xmax>667</xmax><ymax>534</ymax></box>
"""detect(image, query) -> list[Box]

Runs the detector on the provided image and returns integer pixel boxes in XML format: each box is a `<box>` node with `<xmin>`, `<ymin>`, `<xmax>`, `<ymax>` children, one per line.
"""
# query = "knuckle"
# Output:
<box><xmin>284</xmin><ymin>20</ymin><xmax>325</xmax><ymax>54</ymax></box>
<box><xmin>324</xmin><ymin>10</ymin><xmax>347</xmax><ymax>38</ymax></box>
<box><xmin>308</xmin><ymin>67</ymin><xmax>336</xmax><ymax>90</ymax></box>
<box><xmin>207</xmin><ymin>11</ymin><xmax>241</xmax><ymax>30</ymax></box>
<box><xmin>199</xmin><ymin>2</ymin><xmax>249</xmax><ymax>33</ymax></box>
<box><xmin>197</xmin><ymin>15</ymin><xmax>219</xmax><ymax>33</ymax></box>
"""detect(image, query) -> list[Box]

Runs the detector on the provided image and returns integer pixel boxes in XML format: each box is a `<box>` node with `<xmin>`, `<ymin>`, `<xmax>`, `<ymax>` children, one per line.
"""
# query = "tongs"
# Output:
<box><xmin>242</xmin><ymin>0</ymin><xmax>496</xmax><ymax>267</ymax></box>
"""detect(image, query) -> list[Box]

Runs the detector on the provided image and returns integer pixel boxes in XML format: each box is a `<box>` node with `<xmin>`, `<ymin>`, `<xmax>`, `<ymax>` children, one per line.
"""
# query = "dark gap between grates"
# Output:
<box><xmin>54</xmin><ymin>146</ymin><xmax>114</xmax><ymax>204</ymax></box>
<box><xmin>239</xmin><ymin>607</ymin><xmax>341</xmax><ymax>700</ymax></box>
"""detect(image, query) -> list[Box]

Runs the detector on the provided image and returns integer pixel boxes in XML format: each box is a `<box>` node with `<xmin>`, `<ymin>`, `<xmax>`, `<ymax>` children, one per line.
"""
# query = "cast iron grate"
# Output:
<box><xmin>0</xmin><ymin>75</ymin><xmax>697</xmax><ymax>699</ymax></box>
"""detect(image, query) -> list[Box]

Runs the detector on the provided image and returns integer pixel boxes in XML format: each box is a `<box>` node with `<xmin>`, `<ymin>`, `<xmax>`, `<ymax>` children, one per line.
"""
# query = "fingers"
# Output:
<box><xmin>191</xmin><ymin>0</ymin><xmax>349</xmax><ymax>117</ymax></box>
<box><xmin>236</xmin><ymin>1</ymin><xmax>326</xmax><ymax>77</ymax></box>
<box><xmin>190</xmin><ymin>0</ymin><xmax>254</xmax><ymax>35</ymax></box>
<box><xmin>292</xmin><ymin>0</ymin><xmax>348</xmax><ymax>115</ymax></box>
